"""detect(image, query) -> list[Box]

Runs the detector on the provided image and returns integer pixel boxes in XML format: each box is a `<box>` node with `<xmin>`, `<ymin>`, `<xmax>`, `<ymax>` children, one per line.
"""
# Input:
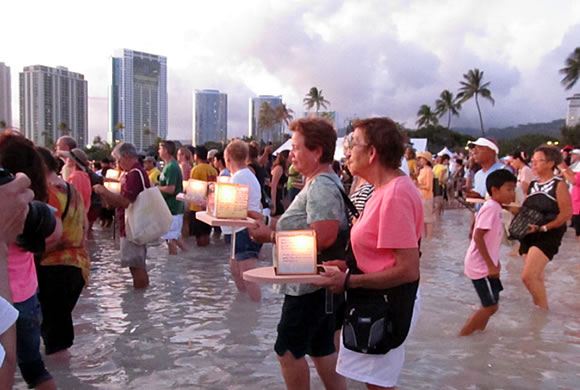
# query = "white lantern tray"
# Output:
<box><xmin>465</xmin><ymin>197</ymin><xmax>520</xmax><ymax>208</ymax></box>
<box><xmin>194</xmin><ymin>211</ymin><xmax>255</xmax><ymax>227</ymax></box>
<box><xmin>243</xmin><ymin>265</ymin><xmax>340</xmax><ymax>284</ymax></box>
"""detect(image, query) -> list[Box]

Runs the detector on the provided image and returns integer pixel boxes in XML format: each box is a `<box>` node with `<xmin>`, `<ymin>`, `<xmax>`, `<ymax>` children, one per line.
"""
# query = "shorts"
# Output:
<box><xmin>572</xmin><ymin>215</ymin><xmax>580</xmax><ymax>236</ymax></box>
<box><xmin>337</xmin><ymin>289</ymin><xmax>421</xmax><ymax>388</ymax></box>
<box><xmin>422</xmin><ymin>198</ymin><xmax>434</xmax><ymax>223</ymax></box>
<box><xmin>234</xmin><ymin>228</ymin><xmax>262</xmax><ymax>261</ymax></box>
<box><xmin>518</xmin><ymin>225</ymin><xmax>566</xmax><ymax>261</ymax></box>
<box><xmin>14</xmin><ymin>293</ymin><xmax>53</xmax><ymax>388</ymax></box>
<box><xmin>191</xmin><ymin>211</ymin><xmax>212</xmax><ymax>238</ymax></box>
<box><xmin>274</xmin><ymin>288</ymin><xmax>336</xmax><ymax>359</ymax></box>
<box><xmin>120</xmin><ymin>237</ymin><xmax>147</xmax><ymax>269</ymax></box>
<box><xmin>162</xmin><ymin>214</ymin><xmax>183</xmax><ymax>240</ymax></box>
<box><xmin>472</xmin><ymin>277</ymin><xmax>503</xmax><ymax>307</ymax></box>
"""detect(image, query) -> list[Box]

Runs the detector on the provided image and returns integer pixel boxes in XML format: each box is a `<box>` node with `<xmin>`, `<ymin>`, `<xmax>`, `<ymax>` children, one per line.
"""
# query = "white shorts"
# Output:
<box><xmin>336</xmin><ymin>289</ymin><xmax>421</xmax><ymax>388</ymax></box>
<box><xmin>161</xmin><ymin>214</ymin><xmax>183</xmax><ymax>240</ymax></box>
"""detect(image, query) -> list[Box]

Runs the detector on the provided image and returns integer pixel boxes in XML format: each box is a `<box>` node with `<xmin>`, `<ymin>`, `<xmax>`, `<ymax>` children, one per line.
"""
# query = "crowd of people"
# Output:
<box><xmin>1</xmin><ymin>118</ymin><xmax>579</xmax><ymax>389</ymax></box>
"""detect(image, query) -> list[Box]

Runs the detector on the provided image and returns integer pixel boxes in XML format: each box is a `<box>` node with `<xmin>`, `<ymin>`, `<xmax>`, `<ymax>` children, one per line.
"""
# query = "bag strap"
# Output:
<box><xmin>61</xmin><ymin>182</ymin><xmax>72</xmax><ymax>220</ymax></box>
<box><xmin>129</xmin><ymin>168</ymin><xmax>148</xmax><ymax>190</ymax></box>
<box><xmin>317</xmin><ymin>173</ymin><xmax>359</xmax><ymax>219</ymax></box>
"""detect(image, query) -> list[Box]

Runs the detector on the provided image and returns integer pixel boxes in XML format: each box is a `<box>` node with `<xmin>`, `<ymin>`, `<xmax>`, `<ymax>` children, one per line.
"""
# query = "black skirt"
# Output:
<box><xmin>519</xmin><ymin>225</ymin><xmax>566</xmax><ymax>260</ymax></box>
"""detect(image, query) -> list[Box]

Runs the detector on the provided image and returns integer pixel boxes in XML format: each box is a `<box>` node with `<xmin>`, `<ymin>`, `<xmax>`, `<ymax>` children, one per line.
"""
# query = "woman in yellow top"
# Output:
<box><xmin>37</xmin><ymin>147</ymin><xmax>90</xmax><ymax>356</ymax></box>
<box><xmin>416</xmin><ymin>151</ymin><xmax>434</xmax><ymax>239</ymax></box>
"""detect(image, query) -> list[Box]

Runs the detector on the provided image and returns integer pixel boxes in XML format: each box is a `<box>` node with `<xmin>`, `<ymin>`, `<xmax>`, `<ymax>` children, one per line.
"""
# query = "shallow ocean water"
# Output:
<box><xmin>13</xmin><ymin>209</ymin><xmax>580</xmax><ymax>389</ymax></box>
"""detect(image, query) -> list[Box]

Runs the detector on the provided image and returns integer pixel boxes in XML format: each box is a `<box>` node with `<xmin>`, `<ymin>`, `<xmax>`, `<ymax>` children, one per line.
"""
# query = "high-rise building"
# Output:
<box><xmin>0</xmin><ymin>62</ymin><xmax>11</xmax><ymax>127</ymax></box>
<box><xmin>20</xmin><ymin>65</ymin><xmax>88</xmax><ymax>147</ymax></box>
<box><xmin>193</xmin><ymin>89</ymin><xmax>227</xmax><ymax>146</ymax></box>
<box><xmin>566</xmin><ymin>94</ymin><xmax>580</xmax><ymax>128</ymax></box>
<box><xmin>248</xmin><ymin>95</ymin><xmax>282</xmax><ymax>143</ymax></box>
<box><xmin>110</xmin><ymin>49</ymin><xmax>167</xmax><ymax>151</ymax></box>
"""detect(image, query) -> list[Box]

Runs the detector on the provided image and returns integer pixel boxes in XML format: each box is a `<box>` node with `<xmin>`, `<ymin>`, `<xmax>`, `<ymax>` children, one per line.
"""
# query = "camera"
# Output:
<box><xmin>0</xmin><ymin>168</ymin><xmax>56</xmax><ymax>253</ymax></box>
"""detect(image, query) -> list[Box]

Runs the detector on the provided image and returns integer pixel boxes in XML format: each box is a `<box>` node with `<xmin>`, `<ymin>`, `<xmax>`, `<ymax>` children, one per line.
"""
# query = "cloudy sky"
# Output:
<box><xmin>2</xmin><ymin>0</ymin><xmax>579</xmax><ymax>143</ymax></box>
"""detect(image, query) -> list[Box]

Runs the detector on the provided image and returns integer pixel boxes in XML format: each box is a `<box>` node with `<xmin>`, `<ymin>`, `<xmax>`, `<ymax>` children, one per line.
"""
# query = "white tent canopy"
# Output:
<box><xmin>437</xmin><ymin>146</ymin><xmax>452</xmax><ymax>156</ymax></box>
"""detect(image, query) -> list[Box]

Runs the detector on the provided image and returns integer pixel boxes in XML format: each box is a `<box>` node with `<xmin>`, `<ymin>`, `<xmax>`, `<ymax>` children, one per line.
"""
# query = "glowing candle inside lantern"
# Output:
<box><xmin>208</xmin><ymin>183</ymin><xmax>249</xmax><ymax>219</ymax></box>
<box><xmin>105</xmin><ymin>169</ymin><xmax>121</xmax><ymax>181</ymax></box>
<box><xmin>104</xmin><ymin>181</ymin><xmax>122</xmax><ymax>194</ymax></box>
<box><xmin>275</xmin><ymin>230</ymin><xmax>317</xmax><ymax>275</ymax></box>
<box><xmin>184</xmin><ymin>179</ymin><xmax>208</xmax><ymax>202</ymax></box>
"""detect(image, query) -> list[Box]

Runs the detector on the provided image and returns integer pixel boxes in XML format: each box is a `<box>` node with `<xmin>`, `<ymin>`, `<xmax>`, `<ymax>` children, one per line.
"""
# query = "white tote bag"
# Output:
<box><xmin>125</xmin><ymin>168</ymin><xmax>173</xmax><ymax>245</ymax></box>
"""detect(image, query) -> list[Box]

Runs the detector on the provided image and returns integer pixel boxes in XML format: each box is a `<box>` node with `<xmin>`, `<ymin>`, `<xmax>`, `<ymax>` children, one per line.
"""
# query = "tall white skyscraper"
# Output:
<box><xmin>566</xmin><ymin>93</ymin><xmax>580</xmax><ymax>128</ymax></box>
<box><xmin>0</xmin><ymin>62</ymin><xmax>12</xmax><ymax>127</ymax></box>
<box><xmin>248</xmin><ymin>95</ymin><xmax>282</xmax><ymax>143</ymax></box>
<box><xmin>109</xmin><ymin>49</ymin><xmax>168</xmax><ymax>151</ymax></box>
<box><xmin>193</xmin><ymin>89</ymin><xmax>227</xmax><ymax>146</ymax></box>
<box><xmin>20</xmin><ymin>65</ymin><xmax>88</xmax><ymax>147</ymax></box>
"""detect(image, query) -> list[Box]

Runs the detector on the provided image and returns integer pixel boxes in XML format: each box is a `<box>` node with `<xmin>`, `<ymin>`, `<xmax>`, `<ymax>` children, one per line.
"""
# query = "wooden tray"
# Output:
<box><xmin>195</xmin><ymin>211</ymin><xmax>255</xmax><ymax>228</ymax></box>
<box><xmin>243</xmin><ymin>265</ymin><xmax>340</xmax><ymax>284</ymax></box>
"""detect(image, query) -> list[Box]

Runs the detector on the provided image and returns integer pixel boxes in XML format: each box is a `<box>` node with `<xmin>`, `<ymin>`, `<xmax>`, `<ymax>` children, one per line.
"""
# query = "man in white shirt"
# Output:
<box><xmin>0</xmin><ymin>172</ymin><xmax>34</xmax><ymax>388</ymax></box>
<box><xmin>224</xmin><ymin>140</ymin><xmax>264</xmax><ymax>302</ymax></box>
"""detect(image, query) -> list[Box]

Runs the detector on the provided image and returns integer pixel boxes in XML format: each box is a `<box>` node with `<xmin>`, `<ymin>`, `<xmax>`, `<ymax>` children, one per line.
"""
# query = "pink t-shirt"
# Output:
<box><xmin>571</xmin><ymin>171</ymin><xmax>580</xmax><ymax>215</ymax></box>
<box><xmin>351</xmin><ymin>176</ymin><xmax>423</xmax><ymax>274</ymax></box>
<box><xmin>464</xmin><ymin>199</ymin><xmax>503</xmax><ymax>280</ymax></box>
<box><xmin>8</xmin><ymin>244</ymin><xmax>38</xmax><ymax>303</ymax></box>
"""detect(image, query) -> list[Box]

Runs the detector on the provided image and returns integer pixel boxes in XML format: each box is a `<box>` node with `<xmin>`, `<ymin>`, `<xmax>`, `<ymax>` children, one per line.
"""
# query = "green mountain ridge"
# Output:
<box><xmin>453</xmin><ymin>119</ymin><xmax>565</xmax><ymax>140</ymax></box>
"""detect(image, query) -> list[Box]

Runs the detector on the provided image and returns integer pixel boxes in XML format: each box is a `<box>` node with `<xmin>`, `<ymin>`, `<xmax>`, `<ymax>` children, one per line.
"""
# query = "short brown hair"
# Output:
<box><xmin>160</xmin><ymin>140</ymin><xmax>177</xmax><ymax>157</ymax></box>
<box><xmin>289</xmin><ymin>117</ymin><xmax>336</xmax><ymax>164</ymax></box>
<box><xmin>352</xmin><ymin>117</ymin><xmax>405</xmax><ymax>170</ymax></box>
<box><xmin>225</xmin><ymin>140</ymin><xmax>248</xmax><ymax>163</ymax></box>
<box><xmin>534</xmin><ymin>145</ymin><xmax>562</xmax><ymax>167</ymax></box>
<box><xmin>178</xmin><ymin>146</ymin><xmax>192</xmax><ymax>161</ymax></box>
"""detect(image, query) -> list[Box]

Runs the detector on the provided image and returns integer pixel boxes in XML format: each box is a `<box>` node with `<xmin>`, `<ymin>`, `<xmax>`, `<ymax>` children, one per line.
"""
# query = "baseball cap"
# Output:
<box><xmin>570</xmin><ymin>149</ymin><xmax>580</xmax><ymax>155</ymax></box>
<box><xmin>468</xmin><ymin>137</ymin><xmax>499</xmax><ymax>155</ymax></box>
<box><xmin>144</xmin><ymin>156</ymin><xmax>156</xmax><ymax>163</ymax></box>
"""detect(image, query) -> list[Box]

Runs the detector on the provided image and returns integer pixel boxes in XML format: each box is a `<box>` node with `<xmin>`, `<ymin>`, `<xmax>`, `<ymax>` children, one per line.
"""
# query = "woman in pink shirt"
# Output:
<box><xmin>317</xmin><ymin>117</ymin><xmax>422</xmax><ymax>390</ymax></box>
<box><xmin>0</xmin><ymin>133</ymin><xmax>59</xmax><ymax>390</ymax></box>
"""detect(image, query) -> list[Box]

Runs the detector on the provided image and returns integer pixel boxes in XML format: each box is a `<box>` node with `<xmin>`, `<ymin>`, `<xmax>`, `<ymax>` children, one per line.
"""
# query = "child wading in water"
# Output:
<box><xmin>460</xmin><ymin>169</ymin><xmax>516</xmax><ymax>336</ymax></box>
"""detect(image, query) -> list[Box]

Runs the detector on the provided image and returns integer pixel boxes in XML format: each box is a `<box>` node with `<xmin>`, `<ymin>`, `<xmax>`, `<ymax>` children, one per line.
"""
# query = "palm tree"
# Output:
<box><xmin>275</xmin><ymin>103</ymin><xmax>294</xmax><ymax>140</ymax></box>
<box><xmin>58</xmin><ymin>121</ymin><xmax>71</xmax><ymax>135</ymax></box>
<box><xmin>457</xmin><ymin>68</ymin><xmax>495</xmax><ymax>137</ymax></box>
<box><xmin>114</xmin><ymin>122</ymin><xmax>125</xmax><ymax>142</ymax></box>
<box><xmin>416</xmin><ymin>105</ymin><xmax>439</xmax><ymax>128</ymax></box>
<box><xmin>303</xmin><ymin>87</ymin><xmax>330</xmax><ymax>113</ymax></box>
<box><xmin>258</xmin><ymin>102</ymin><xmax>277</xmax><ymax>142</ymax></box>
<box><xmin>435</xmin><ymin>90</ymin><xmax>461</xmax><ymax>129</ymax></box>
<box><xmin>560</xmin><ymin>47</ymin><xmax>580</xmax><ymax>90</ymax></box>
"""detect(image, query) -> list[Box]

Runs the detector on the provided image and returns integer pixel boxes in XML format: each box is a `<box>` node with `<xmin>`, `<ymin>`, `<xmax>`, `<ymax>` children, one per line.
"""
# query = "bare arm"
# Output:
<box><xmin>547</xmin><ymin>180</ymin><xmax>573</xmax><ymax>230</ymax></box>
<box><xmin>270</xmin><ymin>166</ymin><xmax>282</xmax><ymax>213</ymax></box>
<box><xmin>473</xmin><ymin>228</ymin><xmax>499</xmax><ymax>277</ymax></box>
<box><xmin>93</xmin><ymin>185</ymin><xmax>130</xmax><ymax>209</ymax></box>
<box><xmin>348</xmin><ymin>248</ymin><xmax>420</xmax><ymax>290</ymax></box>
<box><xmin>158</xmin><ymin>185</ymin><xmax>176</xmax><ymax>195</ymax></box>
<box><xmin>310</xmin><ymin>220</ymin><xmax>339</xmax><ymax>251</ymax></box>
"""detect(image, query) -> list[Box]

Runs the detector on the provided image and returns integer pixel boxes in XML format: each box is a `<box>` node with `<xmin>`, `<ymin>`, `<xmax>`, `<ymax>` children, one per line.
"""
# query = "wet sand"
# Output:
<box><xmin>13</xmin><ymin>208</ymin><xmax>580</xmax><ymax>389</ymax></box>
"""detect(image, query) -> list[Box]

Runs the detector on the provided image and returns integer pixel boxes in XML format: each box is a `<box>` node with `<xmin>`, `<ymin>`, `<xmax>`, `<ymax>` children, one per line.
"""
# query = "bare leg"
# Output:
<box><xmin>238</xmin><ymin>258</ymin><xmax>261</xmax><ymax>302</ymax></box>
<box><xmin>521</xmin><ymin>247</ymin><xmax>550</xmax><ymax>309</ymax></box>
<box><xmin>175</xmin><ymin>238</ymin><xmax>188</xmax><ymax>252</ymax></box>
<box><xmin>196</xmin><ymin>234</ymin><xmax>210</xmax><ymax>247</ymax></box>
<box><xmin>459</xmin><ymin>304</ymin><xmax>499</xmax><ymax>336</ymax></box>
<box><xmin>167</xmin><ymin>240</ymin><xmax>178</xmax><ymax>255</ymax></box>
<box><xmin>424</xmin><ymin>223</ymin><xmax>432</xmax><ymax>239</ymax></box>
<box><xmin>278</xmin><ymin>351</ymin><xmax>310</xmax><ymax>390</ymax></box>
<box><xmin>130</xmin><ymin>267</ymin><xmax>149</xmax><ymax>289</ymax></box>
<box><xmin>311</xmin><ymin>353</ymin><xmax>346</xmax><ymax>390</ymax></box>
<box><xmin>35</xmin><ymin>379</ymin><xmax>58</xmax><ymax>390</ymax></box>
<box><xmin>229</xmin><ymin>256</ymin><xmax>246</xmax><ymax>292</ymax></box>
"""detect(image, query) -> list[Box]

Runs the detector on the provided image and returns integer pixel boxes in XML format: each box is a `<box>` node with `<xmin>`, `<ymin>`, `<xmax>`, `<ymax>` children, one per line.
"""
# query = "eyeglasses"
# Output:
<box><xmin>350</xmin><ymin>142</ymin><xmax>369</xmax><ymax>148</ymax></box>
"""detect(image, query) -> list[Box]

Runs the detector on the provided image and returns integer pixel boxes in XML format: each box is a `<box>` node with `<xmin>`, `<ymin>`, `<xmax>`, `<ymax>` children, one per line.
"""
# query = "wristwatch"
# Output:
<box><xmin>540</xmin><ymin>225</ymin><xmax>548</xmax><ymax>232</ymax></box>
